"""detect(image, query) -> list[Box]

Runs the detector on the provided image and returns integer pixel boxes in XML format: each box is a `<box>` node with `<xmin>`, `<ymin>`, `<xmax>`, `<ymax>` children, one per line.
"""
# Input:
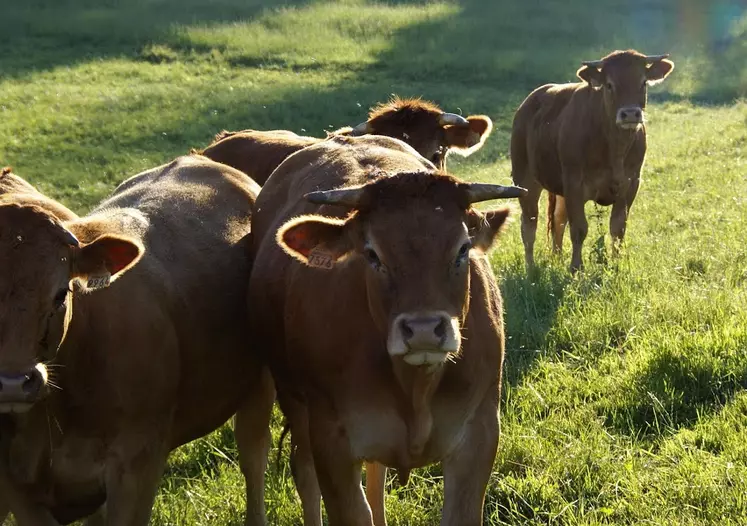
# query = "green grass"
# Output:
<box><xmin>2</xmin><ymin>0</ymin><xmax>747</xmax><ymax>524</ymax></box>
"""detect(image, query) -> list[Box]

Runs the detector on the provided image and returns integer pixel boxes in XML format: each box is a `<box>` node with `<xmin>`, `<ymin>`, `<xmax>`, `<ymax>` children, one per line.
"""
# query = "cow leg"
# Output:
<box><xmin>565</xmin><ymin>193</ymin><xmax>588</xmax><ymax>273</ymax></box>
<box><xmin>104</xmin><ymin>432</ymin><xmax>170</xmax><ymax>526</ymax></box>
<box><xmin>235</xmin><ymin>367</ymin><xmax>275</xmax><ymax>526</ymax></box>
<box><xmin>440</xmin><ymin>394</ymin><xmax>499</xmax><ymax>526</ymax></box>
<box><xmin>277</xmin><ymin>392</ymin><xmax>322</xmax><ymax>526</ymax></box>
<box><xmin>365</xmin><ymin>462</ymin><xmax>387</xmax><ymax>526</ymax></box>
<box><xmin>518</xmin><ymin>181</ymin><xmax>542</xmax><ymax>270</ymax></box>
<box><xmin>308</xmin><ymin>406</ymin><xmax>372</xmax><ymax>526</ymax></box>
<box><xmin>550</xmin><ymin>194</ymin><xmax>568</xmax><ymax>253</ymax></box>
<box><xmin>609</xmin><ymin>177</ymin><xmax>639</xmax><ymax>257</ymax></box>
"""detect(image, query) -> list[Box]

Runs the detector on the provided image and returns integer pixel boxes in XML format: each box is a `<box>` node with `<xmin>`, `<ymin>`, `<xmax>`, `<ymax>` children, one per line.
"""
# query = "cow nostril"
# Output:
<box><xmin>619</xmin><ymin>110</ymin><xmax>627</xmax><ymax>119</ymax></box>
<box><xmin>400</xmin><ymin>319</ymin><xmax>414</xmax><ymax>340</ymax></box>
<box><xmin>22</xmin><ymin>370</ymin><xmax>42</xmax><ymax>395</ymax></box>
<box><xmin>434</xmin><ymin>319</ymin><xmax>446</xmax><ymax>339</ymax></box>
<box><xmin>635</xmin><ymin>110</ymin><xmax>642</xmax><ymax>119</ymax></box>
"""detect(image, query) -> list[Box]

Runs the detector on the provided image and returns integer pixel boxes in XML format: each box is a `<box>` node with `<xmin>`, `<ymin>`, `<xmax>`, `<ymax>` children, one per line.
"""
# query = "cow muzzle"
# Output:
<box><xmin>616</xmin><ymin>106</ymin><xmax>644</xmax><ymax>129</ymax></box>
<box><xmin>388</xmin><ymin>312</ymin><xmax>460</xmax><ymax>366</ymax></box>
<box><xmin>0</xmin><ymin>364</ymin><xmax>47</xmax><ymax>413</ymax></box>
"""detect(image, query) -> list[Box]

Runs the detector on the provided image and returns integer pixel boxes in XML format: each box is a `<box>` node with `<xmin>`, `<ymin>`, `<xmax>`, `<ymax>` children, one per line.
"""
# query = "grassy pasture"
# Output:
<box><xmin>2</xmin><ymin>0</ymin><xmax>747</xmax><ymax>524</ymax></box>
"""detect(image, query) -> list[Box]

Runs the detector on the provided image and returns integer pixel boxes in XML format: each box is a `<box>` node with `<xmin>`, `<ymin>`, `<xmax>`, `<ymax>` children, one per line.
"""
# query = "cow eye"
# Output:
<box><xmin>53</xmin><ymin>287</ymin><xmax>70</xmax><ymax>310</ymax></box>
<box><xmin>363</xmin><ymin>247</ymin><xmax>381</xmax><ymax>269</ymax></box>
<box><xmin>455</xmin><ymin>242</ymin><xmax>471</xmax><ymax>266</ymax></box>
<box><xmin>606</xmin><ymin>81</ymin><xmax>614</xmax><ymax>91</ymax></box>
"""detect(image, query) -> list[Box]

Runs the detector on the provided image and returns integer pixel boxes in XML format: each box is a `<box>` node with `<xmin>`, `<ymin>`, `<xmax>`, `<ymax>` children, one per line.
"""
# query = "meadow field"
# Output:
<box><xmin>2</xmin><ymin>0</ymin><xmax>747</xmax><ymax>524</ymax></box>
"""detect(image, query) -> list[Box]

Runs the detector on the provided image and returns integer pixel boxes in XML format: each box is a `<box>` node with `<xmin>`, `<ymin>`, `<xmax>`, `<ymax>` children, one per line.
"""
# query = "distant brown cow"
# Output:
<box><xmin>0</xmin><ymin>158</ymin><xmax>273</xmax><ymax>526</ymax></box>
<box><xmin>511</xmin><ymin>49</ymin><xmax>674</xmax><ymax>271</ymax></box>
<box><xmin>248</xmin><ymin>134</ymin><xmax>524</xmax><ymax>526</ymax></box>
<box><xmin>197</xmin><ymin>96</ymin><xmax>493</xmax><ymax>185</ymax></box>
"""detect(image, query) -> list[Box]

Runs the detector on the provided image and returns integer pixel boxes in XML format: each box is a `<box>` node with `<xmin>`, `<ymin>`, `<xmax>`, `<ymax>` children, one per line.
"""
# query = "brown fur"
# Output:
<box><xmin>197</xmin><ymin>96</ymin><xmax>492</xmax><ymax>185</ymax></box>
<box><xmin>0</xmin><ymin>157</ymin><xmax>272</xmax><ymax>525</ymax></box>
<box><xmin>198</xmin><ymin>129</ymin><xmax>318</xmax><ymax>186</ymax></box>
<box><xmin>346</xmin><ymin>96</ymin><xmax>493</xmax><ymax>168</ymax></box>
<box><xmin>248</xmin><ymin>134</ymin><xmax>512</xmax><ymax>526</ymax></box>
<box><xmin>511</xmin><ymin>49</ymin><xmax>674</xmax><ymax>271</ymax></box>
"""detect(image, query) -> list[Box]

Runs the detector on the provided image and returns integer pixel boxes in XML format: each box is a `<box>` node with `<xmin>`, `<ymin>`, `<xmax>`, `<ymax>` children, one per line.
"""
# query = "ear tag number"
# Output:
<box><xmin>87</xmin><ymin>273</ymin><xmax>112</xmax><ymax>289</ymax></box>
<box><xmin>307</xmin><ymin>248</ymin><xmax>334</xmax><ymax>269</ymax></box>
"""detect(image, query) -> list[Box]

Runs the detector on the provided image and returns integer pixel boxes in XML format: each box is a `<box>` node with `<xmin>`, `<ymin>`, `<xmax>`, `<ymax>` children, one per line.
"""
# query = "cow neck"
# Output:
<box><xmin>1</xmin><ymin>405</ymin><xmax>52</xmax><ymax>490</ymax></box>
<box><xmin>597</xmin><ymin>100</ymin><xmax>640</xmax><ymax>162</ymax></box>
<box><xmin>391</xmin><ymin>361</ymin><xmax>445</xmax><ymax>457</ymax></box>
<box><xmin>606</xmin><ymin>122</ymin><xmax>639</xmax><ymax>160</ymax></box>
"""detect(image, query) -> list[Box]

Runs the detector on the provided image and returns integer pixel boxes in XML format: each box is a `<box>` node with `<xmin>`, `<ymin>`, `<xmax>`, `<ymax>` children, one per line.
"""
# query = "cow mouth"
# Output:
<box><xmin>402</xmin><ymin>348</ymin><xmax>455</xmax><ymax>366</ymax></box>
<box><xmin>616</xmin><ymin>121</ymin><xmax>642</xmax><ymax>130</ymax></box>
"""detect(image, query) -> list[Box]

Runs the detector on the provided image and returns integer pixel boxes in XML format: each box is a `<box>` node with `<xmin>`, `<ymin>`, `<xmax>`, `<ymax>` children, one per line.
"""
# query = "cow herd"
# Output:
<box><xmin>0</xmin><ymin>49</ymin><xmax>673</xmax><ymax>526</ymax></box>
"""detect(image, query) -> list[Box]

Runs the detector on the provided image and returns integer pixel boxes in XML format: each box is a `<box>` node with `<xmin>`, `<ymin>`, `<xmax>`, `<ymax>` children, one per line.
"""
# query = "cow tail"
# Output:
<box><xmin>547</xmin><ymin>192</ymin><xmax>557</xmax><ymax>242</ymax></box>
<box><xmin>275</xmin><ymin>421</ymin><xmax>292</xmax><ymax>469</ymax></box>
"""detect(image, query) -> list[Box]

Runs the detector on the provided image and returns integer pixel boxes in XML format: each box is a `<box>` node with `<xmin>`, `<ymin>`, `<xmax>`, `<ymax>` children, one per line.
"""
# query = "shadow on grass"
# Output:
<box><xmin>603</xmin><ymin>342</ymin><xmax>747</xmax><ymax>443</ymax></box>
<box><xmin>500</xmin><ymin>261</ymin><xmax>572</xmax><ymax>388</ymax></box>
<box><xmin>6</xmin><ymin>0</ymin><xmax>747</xmax><ymax>190</ymax></box>
<box><xmin>0</xmin><ymin>0</ymin><xmax>315</xmax><ymax>77</ymax></box>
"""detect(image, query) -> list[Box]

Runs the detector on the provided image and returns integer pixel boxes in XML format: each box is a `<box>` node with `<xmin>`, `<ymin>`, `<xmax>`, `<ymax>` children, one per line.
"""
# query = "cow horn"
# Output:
<box><xmin>643</xmin><ymin>53</ymin><xmax>670</xmax><ymax>63</ymax></box>
<box><xmin>350</xmin><ymin>122</ymin><xmax>372</xmax><ymax>136</ymax></box>
<box><xmin>61</xmin><ymin>228</ymin><xmax>80</xmax><ymax>247</ymax></box>
<box><xmin>304</xmin><ymin>186</ymin><xmax>366</xmax><ymax>208</ymax></box>
<box><xmin>465</xmin><ymin>183</ymin><xmax>527</xmax><ymax>204</ymax></box>
<box><xmin>439</xmin><ymin>112</ymin><xmax>469</xmax><ymax>127</ymax></box>
<box><xmin>581</xmin><ymin>59</ymin><xmax>604</xmax><ymax>69</ymax></box>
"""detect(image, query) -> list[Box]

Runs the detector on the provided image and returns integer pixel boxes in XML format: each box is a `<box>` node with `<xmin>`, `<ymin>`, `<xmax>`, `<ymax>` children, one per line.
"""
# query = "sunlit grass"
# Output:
<box><xmin>2</xmin><ymin>0</ymin><xmax>747</xmax><ymax>524</ymax></box>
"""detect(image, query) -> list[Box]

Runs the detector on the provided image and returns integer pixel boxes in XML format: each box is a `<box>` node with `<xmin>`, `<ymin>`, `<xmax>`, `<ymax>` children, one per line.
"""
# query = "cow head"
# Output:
<box><xmin>0</xmin><ymin>203</ymin><xmax>143</xmax><ymax>413</ymax></box>
<box><xmin>576</xmin><ymin>50</ymin><xmax>674</xmax><ymax>130</ymax></box>
<box><xmin>277</xmin><ymin>173</ymin><xmax>524</xmax><ymax>367</ymax></box>
<box><xmin>344</xmin><ymin>97</ymin><xmax>493</xmax><ymax>169</ymax></box>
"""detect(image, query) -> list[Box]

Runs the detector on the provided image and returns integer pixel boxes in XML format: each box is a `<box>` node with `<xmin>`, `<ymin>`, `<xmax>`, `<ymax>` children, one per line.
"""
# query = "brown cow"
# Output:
<box><xmin>0</xmin><ymin>158</ymin><xmax>274</xmax><ymax>526</ymax></box>
<box><xmin>248</xmin><ymin>134</ymin><xmax>525</xmax><ymax>526</ymax></box>
<box><xmin>511</xmin><ymin>49</ymin><xmax>674</xmax><ymax>271</ymax></box>
<box><xmin>196</xmin><ymin>129</ymin><xmax>319</xmax><ymax>186</ymax></box>
<box><xmin>197</xmin><ymin>96</ymin><xmax>493</xmax><ymax>185</ymax></box>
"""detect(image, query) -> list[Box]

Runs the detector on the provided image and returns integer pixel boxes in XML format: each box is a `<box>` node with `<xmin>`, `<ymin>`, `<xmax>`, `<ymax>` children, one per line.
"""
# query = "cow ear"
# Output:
<box><xmin>646</xmin><ymin>59</ymin><xmax>674</xmax><ymax>85</ymax></box>
<box><xmin>466</xmin><ymin>208</ymin><xmax>510</xmax><ymax>252</ymax></box>
<box><xmin>277</xmin><ymin>215</ymin><xmax>354</xmax><ymax>269</ymax></box>
<box><xmin>577</xmin><ymin>65</ymin><xmax>604</xmax><ymax>88</ymax></box>
<box><xmin>72</xmin><ymin>235</ymin><xmax>144</xmax><ymax>290</ymax></box>
<box><xmin>444</xmin><ymin>116</ymin><xmax>493</xmax><ymax>156</ymax></box>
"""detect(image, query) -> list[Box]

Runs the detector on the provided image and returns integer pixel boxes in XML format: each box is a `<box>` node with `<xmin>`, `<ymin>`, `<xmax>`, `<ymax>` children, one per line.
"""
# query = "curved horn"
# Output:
<box><xmin>465</xmin><ymin>183</ymin><xmax>527</xmax><ymax>204</ymax></box>
<box><xmin>350</xmin><ymin>122</ymin><xmax>372</xmax><ymax>136</ymax></box>
<box><xmin>643</xmin><ymin>53</ymin><xmax>670</xmax><ymax>63</ymax></box>
<box><xmin>581</xmin><ymin>59</ymin><xmax>604</xmax><ymax>69</ymax></box>
<box><xmin>438</xmin><ymin>112</ymin><xmax>469</xmax><ymax>127</ymax></box>
<box><xmin>304</xmin><ymin>186</ymin><xmax>366</xmax><ymax>208</ymax></box>
<box><xmin>61</xmin><ymin>228</ymin><xmax>80</xmax><ymax>247</ymax></box>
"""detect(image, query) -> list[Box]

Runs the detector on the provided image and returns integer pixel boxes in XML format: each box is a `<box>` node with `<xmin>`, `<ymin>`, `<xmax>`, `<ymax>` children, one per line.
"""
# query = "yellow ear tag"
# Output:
<box><xmin>86</xmin><ymin>273</ymin><xmax>111</xmax><ymax>289</ymax></box>
<box><xmin>307</xmin><ymin>248</ymin><xmax>334</xmax><ymax>269</ymax></box>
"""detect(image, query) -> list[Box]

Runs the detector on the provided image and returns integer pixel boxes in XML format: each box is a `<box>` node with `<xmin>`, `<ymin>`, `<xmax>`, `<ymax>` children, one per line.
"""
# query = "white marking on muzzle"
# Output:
<box><xmin>616</xmin><ymin>106</ymin><xmax>645</xmax><ymax>129</ymax></box>
<box><xmin>388</xmin><ymin>312</ymin><xmax>460</xmax><ymax>366</ymax></box>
